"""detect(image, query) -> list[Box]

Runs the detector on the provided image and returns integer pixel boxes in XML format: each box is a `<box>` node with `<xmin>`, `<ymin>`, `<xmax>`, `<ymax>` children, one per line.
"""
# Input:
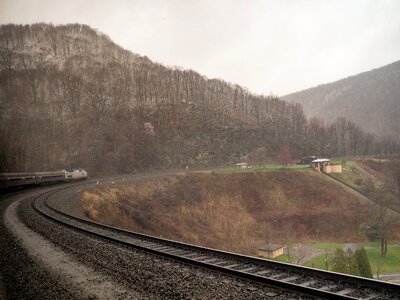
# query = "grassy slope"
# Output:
<box><xmin>80</xmin><ymin>170</ymin><xmax>399</xmax><ymax>256</ymax></box>
<box><xmin>329</xmin><ymin>158</ymin><xmax>400</xmax><ymax>212</ymax></box>
<box><xmin>218</xmin><ymin>164</ymin><xmax>309</xmax><ymax>173</ymax></box>
<box><xmin>329</xmin><ymin>160</ymin><xmax>381</xmax><ymax>191</ymax></box>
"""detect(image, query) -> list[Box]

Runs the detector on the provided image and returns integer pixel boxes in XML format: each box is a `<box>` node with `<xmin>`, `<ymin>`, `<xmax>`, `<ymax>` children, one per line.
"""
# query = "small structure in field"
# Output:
<box><xmin>310</xmin><ymin>158</ymin><xmax>330</xmax><ymax>172</ymax></box>
<box><xmin>258</xmin><ymin>244</ymin><xmax>286</xmax><ymax>259</ymax></box>
<box><xmin>310</xmin><ymin>158</ymin><xmax>342</xmax><ymax>173</ymax></box>
<box><xmin>236</xmin><ymin>162</ymin><xmax>248</xmax><ymax>169</ymax></box>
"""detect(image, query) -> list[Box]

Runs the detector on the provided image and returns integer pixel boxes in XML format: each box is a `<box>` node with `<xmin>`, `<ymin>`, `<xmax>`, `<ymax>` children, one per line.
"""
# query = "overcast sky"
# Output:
<box><xmin>1</xmin><ymin>0</ymin><xmax>400</xmax><ymax>96</ymax></box>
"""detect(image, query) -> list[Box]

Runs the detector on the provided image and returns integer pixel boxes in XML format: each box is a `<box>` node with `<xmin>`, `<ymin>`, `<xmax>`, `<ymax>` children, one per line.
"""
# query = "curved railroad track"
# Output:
<box><xmin>31</xmin><ymin>181</ymin><xmax>400</xmax><ymax>300</ymax></box>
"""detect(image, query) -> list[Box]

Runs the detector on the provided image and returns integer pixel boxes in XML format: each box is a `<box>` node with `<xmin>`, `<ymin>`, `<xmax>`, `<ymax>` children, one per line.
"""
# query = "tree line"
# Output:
<box><xmin>0</xmin><ymin>24</ymin><xmax>399</xmax><ymax>174</ymax></box>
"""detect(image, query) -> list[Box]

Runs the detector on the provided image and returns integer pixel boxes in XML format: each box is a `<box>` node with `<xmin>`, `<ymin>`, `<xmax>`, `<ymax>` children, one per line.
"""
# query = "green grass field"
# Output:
<box><xmin>304</xmin><ymin>242</ymin><xmax>400</xmax><ymax>274</ymax></box>
<box><xmin>271</xmin><ymin>254</ymin><xmax>298</xmax><ymax>263</ymax></box>
<box><xmin>219</xmin><ymin>164</ymin><xmax>309</xmax><ymax>173</ymax></box>
<box><xmin>367</xmin><ymin>245</ymin><xmax>400</xmax><ymax>273</ymax></box>
<box><xmin>328</xmin><ymin>160</ymin><xmax>382</xmax><ymax>192</ymax></box>
<box><xmin>304</xmin><ymin>253</ymin><xmax>332</xmax><ymax>270</ymax></box>
<box><xmin>329</xmin><ymin>161</ymin><xmax>364</xmax><ymax>190</ymax></box>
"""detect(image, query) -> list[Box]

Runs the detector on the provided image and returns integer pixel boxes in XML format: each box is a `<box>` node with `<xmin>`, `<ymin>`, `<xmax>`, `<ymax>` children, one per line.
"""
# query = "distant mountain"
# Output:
<box><xmin>282</xmin><ymin>61</ymin><xmax>400</xmax><ymax>140</ymax></box>
<box><xmin>0</xmin><ymin>24</ymin><xmax>397</xmax><ymax>174</ymax></box>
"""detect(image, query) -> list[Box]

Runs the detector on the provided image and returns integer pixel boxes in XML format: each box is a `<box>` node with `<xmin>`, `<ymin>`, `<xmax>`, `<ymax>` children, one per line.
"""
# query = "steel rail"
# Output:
<box><xmin>31</xmin><ymin>183</ymin><xmax>400</xmax><ymax>300</ymax></box>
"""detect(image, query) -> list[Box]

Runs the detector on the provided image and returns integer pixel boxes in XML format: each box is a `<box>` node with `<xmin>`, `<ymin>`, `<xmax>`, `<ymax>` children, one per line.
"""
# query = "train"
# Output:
<box><xmin>0</xmin><ymin>169</ymin><xmax>88</xmax><ymax>190</ymax></box>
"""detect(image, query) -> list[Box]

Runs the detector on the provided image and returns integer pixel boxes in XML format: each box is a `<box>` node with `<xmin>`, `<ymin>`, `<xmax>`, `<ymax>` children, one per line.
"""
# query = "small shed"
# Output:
<box><xmin>310</xmin><ymin>158</ymin><xmax>342</xmax><ymax>173</ymax></box>
<box><xmin>258</xmin><ymin>244</ymin><xmax>286</xmax><ymax>259</ymax></box>
<box><xmin>236</xmin><ymin>162</ymin><xmax>248</xmax><ymax>169</ymax></box>
<box><xmin>310</xmin><ymin>158</ymin><xmax>331</xmax><ymax>172</ymax></box>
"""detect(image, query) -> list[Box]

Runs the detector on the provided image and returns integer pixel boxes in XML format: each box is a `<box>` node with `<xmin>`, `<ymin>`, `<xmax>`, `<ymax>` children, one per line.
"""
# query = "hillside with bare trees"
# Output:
<box><xmin>0</xmin><ymin>23</ymin><xmax>398</xmax><ymax>174</ymax></box>
<box><xmin>283</xmin><ymin>60</ymin><xmax>400</xmax><ymax>143</ymax></box>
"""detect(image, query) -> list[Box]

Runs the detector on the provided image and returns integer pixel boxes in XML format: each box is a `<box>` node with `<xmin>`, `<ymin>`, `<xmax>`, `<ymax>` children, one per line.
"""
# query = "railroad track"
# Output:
<box><xmin>32</xmin><ymin>184</ymin><xmax>400</xmax><ymax>300</ymax></box>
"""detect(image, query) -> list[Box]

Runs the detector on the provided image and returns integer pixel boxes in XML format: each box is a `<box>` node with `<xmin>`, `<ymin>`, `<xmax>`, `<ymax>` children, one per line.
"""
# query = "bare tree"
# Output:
<box><xmin>368</xmin><ymin>183</ymin><xmax>393</xmax><ymax>257</ymax></box>
<box><xmin>1</xmin><ymin>23</ymin><xmax>399</xmax><ymax>174</ymax></box>
<box><xmin>376</xmin><ymin>253</ymin><xmax>385</xmax><ymax>280</ymax></box>
<box><xmin>294</xmin><ymin>244</ymin><xmax>308</xmax><ymax>265</ymax></box>
<box><xmin>277</xmin><ymin>144</ymin><xmax>292</xmax><ymax>168</ymax></box>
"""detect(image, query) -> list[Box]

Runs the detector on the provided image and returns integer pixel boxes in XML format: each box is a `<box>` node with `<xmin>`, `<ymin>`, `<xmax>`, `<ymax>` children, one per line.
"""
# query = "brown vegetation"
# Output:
<box><xmin>357</xmin><ymin>158</ymin><xmax>399</xmax><ymax>182</ymax></box>
<box><xmin>81</xmin><ymin>171</ymin><xmax>400</xmax><ymax>255</ymax></box>
<box><xmin>356</xmin><ymin>158</ymin><xmax>400</xmax><ymax>211</ymax></box>
<box><xmin>1</xmin><ymin>24</ymin><xmax>399</xmax><ymax>175</ymax></box>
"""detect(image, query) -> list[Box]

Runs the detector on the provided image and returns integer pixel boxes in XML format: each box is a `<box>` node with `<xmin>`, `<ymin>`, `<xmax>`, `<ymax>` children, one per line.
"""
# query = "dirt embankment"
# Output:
<box><xmin>351</xmin><ymin>158</ymin><xmax>400</xmax><ymax>211</ymax></box>
<box><xmin>80</xmin><ymin>171</ymin><xmax>400</xmax><ymax>255</ymax></box>
<box><xmin>356</xmin><ymin>158</ymin><xmax>400</xmax><ymax>186</ymax></box>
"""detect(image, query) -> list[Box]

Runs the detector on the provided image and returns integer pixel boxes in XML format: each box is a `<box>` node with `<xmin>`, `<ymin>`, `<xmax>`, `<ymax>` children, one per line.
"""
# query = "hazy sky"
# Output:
<box><xmin>1</xmin><ymin>0</ymin><xmax>400</xmax><ymax>95</ymax></box>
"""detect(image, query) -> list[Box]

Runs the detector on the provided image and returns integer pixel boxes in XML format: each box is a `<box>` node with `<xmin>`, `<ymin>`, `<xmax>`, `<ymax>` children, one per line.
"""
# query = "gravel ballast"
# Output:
<box><xmin>1</xmin><ymin>181</ymin><xmax>315</xmax><ymax>299</ymax></box>
<box><xmin>5</xmin><ymin>197</ymin><xmax>139</xmax><ymax>299</ymax></box>
<box><xmin>15</xmin><ymin>186</ymin><xmax>312</xmax><ymax>299</ymax></box>
<box><xmin>0</xmin><ymin>190</ymin><xmax>76</xmax><ymax>300</ymax></box>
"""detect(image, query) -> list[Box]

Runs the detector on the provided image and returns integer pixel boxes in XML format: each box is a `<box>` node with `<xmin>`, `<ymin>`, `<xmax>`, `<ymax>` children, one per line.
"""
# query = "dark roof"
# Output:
<box><xmin>258</xmin><ymin>244</ymin><xmax>285</xmax><ymax>251</ymax></box>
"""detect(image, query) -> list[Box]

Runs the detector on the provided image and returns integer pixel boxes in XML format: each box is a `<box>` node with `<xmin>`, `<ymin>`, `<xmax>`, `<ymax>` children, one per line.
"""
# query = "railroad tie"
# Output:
<box><xmin>361</xmin><ymin>294</ymin><xmax>381</xmax><ymax>300</ymax></box>
<box><xmin>201</xmin><ymin>258</ymin><xmax>220</xmax><ymax>264</ymax></box>
<box><xmin>281</xmin><ymin>276</ymin><xmax>299</xmax><ymax>282</ymax></box>
<box><xmin>336</xmin><ymin>288</ymin><xmax>355</xmax><ymax>296</ymax></box>
<box><xmin>240</xmin><ymin>267</ymin><xmax>257</xmax><ymax>273</ymax></box>
<box><xmin>192</xmin><ymin>256</ymin><xmax>209</xmax><ymax>261</ymax></box>
<box><xmin>299</xmin><ymin>280</ymin><xmax>317</xmax><ymax>287</ymax></box>
<box><xmin>269</xmin><ymin>273</ymin><xmax>286</xmax><ymax>279</ymax></box>
<box><xmin>224</xmin><ymin>263</ymin><xmax>243</xmax><ymax>269</ymax></box>
<box><xmin>319</xmin><ymin>285</ymin><xmax>337</xmax><ymax>291</ymax></box>
<box><xmin>149</xmin><ymin>246</ymin><xmax>171</xmax><ymax>251</ymax></box>
<box><xmin>213</xmin><ymin>261</ymin><xmax>230</xmax><ymax>266</ymax></box>
<box><xmin>181</xmin><ymin>253</ymin><xmax>198</xmax><ymax>258</ymax></box>
<box><xmin>254</xmin><ymin>270</ymin><xmax>272</xmax><ymax>276</ymax></box>
<box><xmin>165</xmin><ymin>249</ymin><xmax>186</xmax><ymax>254</ymax></box>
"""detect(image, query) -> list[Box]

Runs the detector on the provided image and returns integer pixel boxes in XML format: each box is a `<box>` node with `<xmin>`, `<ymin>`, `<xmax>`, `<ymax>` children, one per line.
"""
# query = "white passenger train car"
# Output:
<box><xmin>64</xmin><ymin>169</ymin><xmax>88</xmax><ymax>180</ymax></box>
<box><xmin>0</xmin><ymin>169</ymin><xmax>88</xmax><ymax>189</ymax></box>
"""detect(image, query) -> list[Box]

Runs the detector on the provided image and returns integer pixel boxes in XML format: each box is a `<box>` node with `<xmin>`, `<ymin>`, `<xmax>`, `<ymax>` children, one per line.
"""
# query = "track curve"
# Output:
<box><xmin>32</xmin><ymin>181</ymin><xmax>400</xmax><ymax>300</ymax></box>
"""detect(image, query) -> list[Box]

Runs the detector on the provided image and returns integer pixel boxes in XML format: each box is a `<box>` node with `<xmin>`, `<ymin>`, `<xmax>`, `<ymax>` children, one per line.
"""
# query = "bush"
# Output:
<box><xmin>355</xmin><ymin>247</ymin><xmax>373</xmax><ymax>278</ymax></box>
<box><xmin>331</xmin><ymin>246</ymin><xmax>373</xmax><ymax>278</ymax></box>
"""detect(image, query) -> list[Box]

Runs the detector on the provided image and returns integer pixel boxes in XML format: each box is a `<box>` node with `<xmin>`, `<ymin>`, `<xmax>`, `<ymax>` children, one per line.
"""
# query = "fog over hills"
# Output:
<box><xmin>282</xmin><ymin>60</ymin><xmax>400</xmax><ymax>140</ymax></box>
<box><xmin>0</xmin><ymin>24</ymin><xmax>398</xmax><ymax>174</ymax></box>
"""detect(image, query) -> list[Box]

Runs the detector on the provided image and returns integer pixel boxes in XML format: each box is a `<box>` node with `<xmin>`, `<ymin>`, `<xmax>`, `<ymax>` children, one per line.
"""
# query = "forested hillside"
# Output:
<box><xmin>0</xmin><ymin>24</ymin><xmax>398</xmax><ymax>174</ymax></box>
<box><xmin>283</xmin><ymin>60</ymin><xmax>400</xmax><ymax>141</ymax></box>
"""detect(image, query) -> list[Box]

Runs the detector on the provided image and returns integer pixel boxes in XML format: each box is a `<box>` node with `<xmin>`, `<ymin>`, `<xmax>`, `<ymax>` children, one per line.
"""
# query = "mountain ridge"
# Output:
<box><xmin>0</xmin><ymin>23</ymin><xmax>398</xmax><ymax>174</ymax></box>
<box><xmin>282</xmin><ymin>60</ymin><xmax>400</xmax><ymax>140</ymax></box>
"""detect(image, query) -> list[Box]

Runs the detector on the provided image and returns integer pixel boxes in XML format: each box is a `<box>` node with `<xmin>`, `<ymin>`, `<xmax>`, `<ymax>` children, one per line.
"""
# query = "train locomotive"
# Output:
<box><xmin>0</xmin><ymin>169</ymin><xmax>88</xmax><ymax>190</ymax></box>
